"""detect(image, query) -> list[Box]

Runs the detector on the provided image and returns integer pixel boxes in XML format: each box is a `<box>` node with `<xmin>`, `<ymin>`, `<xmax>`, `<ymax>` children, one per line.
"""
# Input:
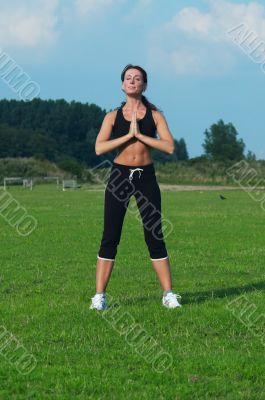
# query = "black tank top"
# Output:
<box><xmin>111</xmin><ymin>106</ymin><xmax>157</xmax><ymax>139</ymax></box>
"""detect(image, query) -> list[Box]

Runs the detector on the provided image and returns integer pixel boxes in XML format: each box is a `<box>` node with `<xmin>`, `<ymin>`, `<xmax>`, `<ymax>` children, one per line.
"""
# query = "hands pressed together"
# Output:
<box><xmin>128</xmin><ymin>111</ymin><xmax>141</xmax><ymax>139</ymax></box>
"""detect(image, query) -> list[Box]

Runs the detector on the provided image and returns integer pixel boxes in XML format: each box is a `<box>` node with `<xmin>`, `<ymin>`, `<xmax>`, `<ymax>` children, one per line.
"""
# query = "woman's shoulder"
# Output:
<box><xmin>105</xmin><ymin>109</ymin><xmax>119</xmax><ymax>126</ymax></box>
<box><xmin>106</xmin><ymin>109</ymin><xmax>119</xmax><ymax>116</ymax></box>
<box><xmin>151</xmin><ymin>109</ymin><xmax>165</xmax><ymax>126</ymax></box>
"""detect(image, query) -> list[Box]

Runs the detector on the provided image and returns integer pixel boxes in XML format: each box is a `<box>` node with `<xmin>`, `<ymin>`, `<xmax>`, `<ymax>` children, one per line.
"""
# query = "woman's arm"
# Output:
<box><xmin>135</xmin><ymin>111</ymin><xmax>175</xmax><ymax>154</ymax></box>
<box><xmin>95</xmin><ymin>112</ymin><xmax>134</xmax><ymax>156</ymax></box>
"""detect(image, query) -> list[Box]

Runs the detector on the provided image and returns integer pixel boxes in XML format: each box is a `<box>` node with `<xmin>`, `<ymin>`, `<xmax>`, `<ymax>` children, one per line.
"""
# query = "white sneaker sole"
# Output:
<box><xmin>89</xmin><ymin>303</ymin><xmax>108</xmax><ymax>310</ymax></box>
<box><xmin>162</xmin><ymin>301</ymin><xmax>182</xmax><ymax>309</ymax></box>
<box><xmin>163</xmin><ymin>305</ymin><xmax>182</xmax><ymax>309</ymax></box>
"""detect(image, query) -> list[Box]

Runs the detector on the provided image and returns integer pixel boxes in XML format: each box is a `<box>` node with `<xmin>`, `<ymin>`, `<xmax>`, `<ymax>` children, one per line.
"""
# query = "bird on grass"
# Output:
<box><xmin>219</xmin><ymin>194</ymin><xmax>227</xmax><ymax>200</ymax></box>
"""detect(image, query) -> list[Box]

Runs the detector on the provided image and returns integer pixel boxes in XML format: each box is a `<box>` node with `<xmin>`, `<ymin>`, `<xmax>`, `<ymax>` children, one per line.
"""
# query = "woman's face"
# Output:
<box><xmin>122</xmin><ymin>68</ymin><xmax>146</xmax><ymax>95</ymax></box>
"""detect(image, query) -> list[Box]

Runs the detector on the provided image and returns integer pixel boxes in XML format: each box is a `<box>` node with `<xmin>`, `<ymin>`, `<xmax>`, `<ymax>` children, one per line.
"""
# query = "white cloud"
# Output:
<box><xmin>167</xmin><ymin>7</ymin><xmax>213</xmax><ymax>36</ymax></box>
<box><xmin>148</xmin><ymin>0</ymin><xmax>265</xmax><ymax>76</ymax></box>
<box><xmin>74</xmin><ymin>0</ymin><xmax>118</xmax><ymax>18</ymax></box>
<box><xmin>0</xmin><ymin>0</ymin><xmax>59</xmax><ymax>49</ymax></box>
<box><xmin>123</xmin><ymin>0</ymin><xmax>153</xmax><ymax>22</ymax></box>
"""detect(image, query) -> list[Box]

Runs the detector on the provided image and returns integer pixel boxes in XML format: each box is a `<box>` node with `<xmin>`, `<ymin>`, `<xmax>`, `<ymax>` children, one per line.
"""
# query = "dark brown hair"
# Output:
<box><xmin>119</xmin><ymin>64</ymin><xmax>161</xmax><ymax>111</ymax></box>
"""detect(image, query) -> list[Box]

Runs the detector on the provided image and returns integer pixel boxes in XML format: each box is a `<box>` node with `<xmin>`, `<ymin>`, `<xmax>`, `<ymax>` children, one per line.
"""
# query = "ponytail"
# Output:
<box><xmin>141</xmin><ymin>95</ymin><xmax>161</xmax><ymax>111</ymax></box>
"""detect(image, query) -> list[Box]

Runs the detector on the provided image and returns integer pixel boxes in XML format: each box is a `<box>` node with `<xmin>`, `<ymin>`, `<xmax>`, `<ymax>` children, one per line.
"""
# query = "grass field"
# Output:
<box><xmin>1</xmin><ymin>185</ymin><xmax>265</xmax><ymax>400</ymax></box>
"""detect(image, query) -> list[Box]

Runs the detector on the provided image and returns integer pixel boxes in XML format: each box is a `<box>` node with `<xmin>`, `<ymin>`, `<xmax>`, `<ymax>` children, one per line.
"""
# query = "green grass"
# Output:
<box><xmin>0</xmin><ymin>185</ymin><xmax>265</xmax><ymax>400</ymax></box>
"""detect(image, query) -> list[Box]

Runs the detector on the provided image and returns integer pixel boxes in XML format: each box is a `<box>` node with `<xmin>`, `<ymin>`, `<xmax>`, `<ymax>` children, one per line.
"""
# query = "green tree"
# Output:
<box><xmin>57</xmin><ymin>158</ymin><xmax>83</xmax><ymax>179</ymax></box>
<box><xmin>246</xmin><ymin>150</ymin><xmax>256</xmax><ymax>161</ymax></box>
<box><xmin>202</xmin><ymin>119</ymin><xmax>245</xmax><ymax>161</ymax></box>
<box><xmin>151</xmin><ymin>138</ymin><xmax>189</xmax><ymax>163</ymax></box>
<box><xmin>176</xmin><ymin>138</ymin><xmax>189</xmax><ymax>160</ymax></box>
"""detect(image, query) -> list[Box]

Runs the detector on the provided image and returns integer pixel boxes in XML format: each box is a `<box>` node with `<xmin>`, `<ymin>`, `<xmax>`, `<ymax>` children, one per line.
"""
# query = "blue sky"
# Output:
<box><xmin>0</xmin><ymin>0</ymin><xmax>265</xmax><ymax>158</ymax></box>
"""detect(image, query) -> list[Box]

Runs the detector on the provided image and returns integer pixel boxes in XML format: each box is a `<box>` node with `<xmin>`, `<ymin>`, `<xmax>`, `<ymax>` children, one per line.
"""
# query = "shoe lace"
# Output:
<box><xmin>92</xmin><ymin>294</ymin><xmax>105</xmax><ymax>306</ymax></box>
<box><xmin>166</xmin><ymin>293</ymin><xmax>181</xmax><ymax>300</ymax></box>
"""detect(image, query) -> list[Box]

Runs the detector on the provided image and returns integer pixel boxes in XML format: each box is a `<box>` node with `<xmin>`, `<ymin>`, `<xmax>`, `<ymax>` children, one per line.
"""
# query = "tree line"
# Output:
<box><xmin>0</xmin><ymin>99</ymin><xmax>189</xmax><ymax>168</ymax></box>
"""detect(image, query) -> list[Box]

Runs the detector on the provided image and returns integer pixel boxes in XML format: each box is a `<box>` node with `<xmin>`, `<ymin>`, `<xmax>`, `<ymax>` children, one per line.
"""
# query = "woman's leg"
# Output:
<box><xmin>96</xmin><ymin>169</ymin><xmax>132</xmax><ymax>292</ymax></box>
<box><xmin>135</xmin><ymin>178</ymin><xmax>173</xmax><ymax>291</ymax></box>
<box><xmin>151</xmin><ymin>257</ymin><xmax>172</xmax><ymax>291</ymax></box>
<box><xmin>96</xmin><ymin>258</ymin><xmax>115</xmax><ymax>292</ymax></box>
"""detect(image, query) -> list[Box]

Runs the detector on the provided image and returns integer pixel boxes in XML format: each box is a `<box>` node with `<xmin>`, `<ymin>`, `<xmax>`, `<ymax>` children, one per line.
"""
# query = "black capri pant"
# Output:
<box><xmin>97</xmin><ymin>162</ymin><xmax>169</xmax><ymax>261</ymax></box>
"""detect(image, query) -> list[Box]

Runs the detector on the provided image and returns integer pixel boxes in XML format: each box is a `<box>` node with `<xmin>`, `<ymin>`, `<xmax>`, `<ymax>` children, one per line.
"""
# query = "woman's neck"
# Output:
<box><xmin>124</xmin><ymin>95</ymin><xmax>143</xmax><ymax>111</ymax></box>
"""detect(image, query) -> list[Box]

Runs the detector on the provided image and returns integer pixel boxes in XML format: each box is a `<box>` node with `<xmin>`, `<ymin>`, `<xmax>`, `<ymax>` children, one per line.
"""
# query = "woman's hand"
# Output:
<box><xmin>128</xmin><ymin>111</ymin><xmax>141</xmax><ymax>138</ymax></box>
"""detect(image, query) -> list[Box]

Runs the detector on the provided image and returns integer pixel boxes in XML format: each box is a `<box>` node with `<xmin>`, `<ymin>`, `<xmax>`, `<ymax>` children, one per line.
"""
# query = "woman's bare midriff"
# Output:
<box><xmin>113</xmin><ymin>139</ymin><xmax>153</xmax><ymax>166</ymax></box>
<box><xmin>113</xmin><ymin>108</ymin><xmax>155</xmax><ymax>166</ymax></box>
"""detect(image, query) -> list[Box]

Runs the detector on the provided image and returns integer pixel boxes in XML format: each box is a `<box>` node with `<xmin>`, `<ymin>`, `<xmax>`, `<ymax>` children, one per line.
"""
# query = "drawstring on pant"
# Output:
<box><xmin>129</xmin><ymin>168</ymin><xmax>144</xmax><ymax>182</ymax></box>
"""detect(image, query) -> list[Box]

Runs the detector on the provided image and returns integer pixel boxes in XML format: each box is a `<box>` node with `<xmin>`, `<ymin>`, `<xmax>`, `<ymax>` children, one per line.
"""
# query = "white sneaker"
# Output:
<box><xmin>162</xmin><ymin>292</ymin><xmax>182</xmax><ymax>309</ymax></box>
<box><xmin>90</xmin><ymin>293</ymin><xmax>108</xmax><ymax>310</ymax></box>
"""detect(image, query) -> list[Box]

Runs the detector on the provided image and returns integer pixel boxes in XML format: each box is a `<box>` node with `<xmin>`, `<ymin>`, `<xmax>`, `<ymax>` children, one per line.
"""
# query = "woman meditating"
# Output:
<box><xmin>90</xmin><ymin>64</ymin><xmax>182</xmax><ymax>310</ymax></box>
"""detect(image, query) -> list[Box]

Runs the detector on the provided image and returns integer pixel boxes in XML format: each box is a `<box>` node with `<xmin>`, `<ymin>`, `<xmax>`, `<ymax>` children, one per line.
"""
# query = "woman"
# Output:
<box><xmin>90</xmin><ymin>64</ymin><xmax>182</xmax><ymax>310</ymax></box>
